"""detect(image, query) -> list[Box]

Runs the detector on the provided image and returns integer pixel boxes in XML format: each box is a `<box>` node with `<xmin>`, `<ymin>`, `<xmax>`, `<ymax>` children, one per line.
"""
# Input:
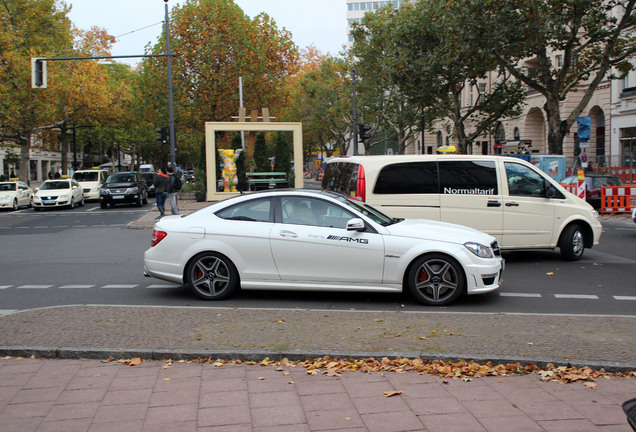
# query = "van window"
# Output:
<box><xmin>504</xmin><ymin>162</ymin><xmax>545</xmax><ymax>197</ymax></box>
<box><xmin>373</xmin><ymin>162</ymin><xmax>438</xmax><ymax>194</ymax></box>
<box><xmin>439</xmin><ymin>161</ymin><xmax>498</xmax><ymax>195</ymax></box>
<box><xmin>322</xmin><ymin>162</ymin><xmax>359</xmax><ymax>196</ymax></box>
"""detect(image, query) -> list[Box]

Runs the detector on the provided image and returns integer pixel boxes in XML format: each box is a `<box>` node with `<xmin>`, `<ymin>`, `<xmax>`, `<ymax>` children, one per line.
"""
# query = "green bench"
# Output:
<box><xmin>246</xmin><ymin>172</ymin><xmax>289</xmax><ymax>191</ymax></box>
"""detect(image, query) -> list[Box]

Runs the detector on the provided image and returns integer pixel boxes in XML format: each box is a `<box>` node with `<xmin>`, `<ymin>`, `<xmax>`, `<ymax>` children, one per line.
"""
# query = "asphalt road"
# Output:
<box><xmin>0</xmin><ymin>202</ymin><xmax>634</xmax><ymax>316</ymax></box>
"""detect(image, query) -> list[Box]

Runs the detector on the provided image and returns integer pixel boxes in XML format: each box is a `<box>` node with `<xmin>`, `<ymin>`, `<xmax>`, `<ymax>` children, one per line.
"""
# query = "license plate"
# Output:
<box><xmin>113</xmin><ymin>195</ymin><xmax>125</xmax><ymax>199</ymax></box>
<box><xmin>43</xmin><ymin>200</ymin><xmax>55</xmax><ymax>204</ymax></box>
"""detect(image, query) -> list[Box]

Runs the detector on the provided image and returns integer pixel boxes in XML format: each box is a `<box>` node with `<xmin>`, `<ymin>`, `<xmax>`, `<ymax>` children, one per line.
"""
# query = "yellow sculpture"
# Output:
<box><xmin>218</xmin><ymin>149</ymin><xmax>243</xmax><ymax>192</ymax></box>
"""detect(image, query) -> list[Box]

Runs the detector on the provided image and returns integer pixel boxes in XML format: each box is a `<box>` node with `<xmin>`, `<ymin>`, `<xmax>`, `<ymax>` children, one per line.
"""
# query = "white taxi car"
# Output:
<box><xmin>144</xmin><ymin>190</ymin><xmax>504</xmax><ymax>306</ymax></box>
<box><xmin>32</xmin><ymin>179</ymin><xmax>84</xmax><ymax>210</ymax></box>
<box><xmin>0</xmin><ymin>181</ymin><xmax>33</xmax><ymax>211</ymax></box>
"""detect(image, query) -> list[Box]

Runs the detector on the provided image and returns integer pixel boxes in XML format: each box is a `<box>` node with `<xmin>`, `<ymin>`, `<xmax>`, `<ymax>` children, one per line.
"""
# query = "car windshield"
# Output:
<box><xmin>335</xmin><ymin>195</ymin><xmax>398</xmax><ymax>226</ymax></box>
<box><xmin>107</xmin><ymin>173</ymin><xmax>135</xmax><ymax>183</ymax></box>
<box><xmin>73</xmin><ymin>172</ymin><xmax>99</xmax><ymax>182</ymax></box>
<box><xmin>592</xmin><ymin>177</ymin><xmax>622</xmax><ymax>187</ymax></box>
<box><xmin>0</xmin><ymin>182</ymin><xmax>16</xmax><ymax>191</ymax></box>
<box><xmin>41</xmin><ymin>181</ymin><xmax>69</xmax><ymax>190</ymax></box>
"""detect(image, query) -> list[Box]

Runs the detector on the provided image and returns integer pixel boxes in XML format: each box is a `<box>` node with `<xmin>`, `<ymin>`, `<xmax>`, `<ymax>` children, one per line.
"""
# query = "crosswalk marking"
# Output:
<box><xmin>17</xmin><ymin>285</ymin><xmax>53</xmax><ymax>289</ymax></box>
<box><xmin>499</xmin><ymin>292</ymin><xmax>542</xmax><ymax>298</ymax></box>
<box><xmin>614</xmin><ymin>296</ymin><xmax>636</xmax><ymax>301</ymax></box>
<box><xmin>101</xmin><ymin>284</ymin><xmax>138</xmax><ymax>289</ymax></box>
<box><xmin>0</xmin><ymin>285</ymin><xmax>11</xmax><ymax>289</ymax></box>
<box><xmin>59</xmin><ymin>284</ymin><xmax>94</xmax><ymax>289</ymax></box>
<box><xmin>146</xmin><ymin>284</ymin><xmax>176</xmax><ymax>288</ymax></box>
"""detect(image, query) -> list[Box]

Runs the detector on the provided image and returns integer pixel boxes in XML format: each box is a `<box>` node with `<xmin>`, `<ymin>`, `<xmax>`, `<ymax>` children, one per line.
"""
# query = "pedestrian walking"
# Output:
<box><xmin>154</xmin><ymin>168</ymin><xmax>169</xmax><ymax>219</ymax></box>
<box><xmin>165</xmin><ymin>166</ymin><xmax>181</xmax><ymax>215</ymax></box>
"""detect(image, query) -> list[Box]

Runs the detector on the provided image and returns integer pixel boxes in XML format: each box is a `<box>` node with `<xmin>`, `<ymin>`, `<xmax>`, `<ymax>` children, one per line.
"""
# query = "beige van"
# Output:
<box><xmin>322</xmin><ymin>155</ymin><xmax>602</xmax><ymax>261</ymax></box>
<box><xmin>72</xmin><ymin>169</ymin><xmax>109</xmax><ymax>201</ymax></box>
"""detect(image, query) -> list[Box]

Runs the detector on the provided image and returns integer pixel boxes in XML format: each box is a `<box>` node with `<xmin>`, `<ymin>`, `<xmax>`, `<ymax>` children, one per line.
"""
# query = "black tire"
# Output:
<box><xmin>100</xmin><ymin>202</ymin><xmax>108</xmax><ymax>209</ymax></box>
<box><xmin>12</xmin><ymin>199</ymin><xmax>18</xmax><ymax>211</ymax></box>
<box><xmin>34</xmin><ymin>206</ymin><xmax>40</xmax><ymax>211</ymax></box>
<box><xmin>80</xmin><ymin>196</ymin><xmax>85</xmax><ymax>207</ymax></box>
<box><xmin>186</xmin><ymin>252</ymin><xmax>239</xmax><ymax>300</ymax></box>
<box><xmin>407</xmin><ymin>253</ymin><xmax>465</xmax><ymax>306</ymax></box>
<box><xmin>69</xmin><ymin>198</ymin><xmax>75</xmax><ymax>209</ymax></box>
<box><xmin>560</xmin><ymin>224</ymin><xmax>585</xmax><ymax>261</ymax></box>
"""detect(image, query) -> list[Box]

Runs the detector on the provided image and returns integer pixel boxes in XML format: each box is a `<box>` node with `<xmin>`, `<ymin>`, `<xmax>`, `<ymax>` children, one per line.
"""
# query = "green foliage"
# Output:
<box><xmin>253</xmin><ymin>132</ymin><xmax>270</xmax><ymax>172</ymax></box>
<box><xmin>273</xmin><ymin>131</ymin><xmax>291</xmax><ymax>174</ymax></box>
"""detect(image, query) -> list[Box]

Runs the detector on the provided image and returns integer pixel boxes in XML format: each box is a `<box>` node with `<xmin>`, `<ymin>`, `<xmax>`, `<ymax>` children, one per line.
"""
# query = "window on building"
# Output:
<box><xmin>555</xmin><ymin>54</ymin><xmax>563</xmax><ymax>68</ymax></box>
<box><xmin>477</xmin><ymin>83</ymin><xmax>486</xmax><ymax>104</ymax></box>
<box><xmin>514</xmin><ymin>127</ymin><xmax>520</xmax><ymax>141</ymax></box>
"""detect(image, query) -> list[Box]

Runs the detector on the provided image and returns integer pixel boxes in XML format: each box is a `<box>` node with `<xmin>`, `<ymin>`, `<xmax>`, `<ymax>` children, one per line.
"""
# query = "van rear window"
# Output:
<box><xmin>374</xmin><ymin>162</ymin><xmax>438</xmax><ymax>194</ymax></box>
<box><xmin>322</xmin><ymin>162</ymin><xmax>359</xmax><ymax>196</ymax></box>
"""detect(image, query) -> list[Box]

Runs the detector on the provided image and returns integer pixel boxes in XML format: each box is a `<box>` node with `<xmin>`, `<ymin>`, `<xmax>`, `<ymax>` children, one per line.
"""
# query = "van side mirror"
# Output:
<box><xmin>545</xmin><ymin>181</ymin><xmax>556</xmax><ymax>198</ymax></box>
<box><xmin>346</xmin><ymin>218</ymin><xmax>366</xmax><ymax>232</ymax></box>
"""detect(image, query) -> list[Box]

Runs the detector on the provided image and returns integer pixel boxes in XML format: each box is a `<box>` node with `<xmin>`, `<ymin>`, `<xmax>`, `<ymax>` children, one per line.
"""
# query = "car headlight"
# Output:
<box><xmin>100</xmin><ymin>189</ymin><xmax>110</xmax><ymax>195</ymax></box>
<box><xmin>591</xmin><ymin>209</ymin><xmax>600</xmax><ymax>220</ymax></box>
<box><xmin>464</xmin><ymin>242</ymin><xmax>493</xmax><ymax>258</ymax></box>
<box><xmin>0</xmin><ymin>196</ymin><xmax>9</xmax><ymax>202</ymax></box>
<box><xmin>91</xmin><ymin>187</ymin><xmax>100</xmax><ymax>192</ymax></box>
<box><xmin>126</xmin><ymin>187</ymin><xmax>139</xmax><ymax>195</ymax></box>
<box><xmin>59</xmin><ymin>194</ymin><xmax>69</xmax><ymax>199</ymax></box>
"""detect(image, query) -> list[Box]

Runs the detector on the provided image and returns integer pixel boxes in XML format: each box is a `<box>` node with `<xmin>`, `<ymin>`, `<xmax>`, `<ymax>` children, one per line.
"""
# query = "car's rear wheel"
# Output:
<box><xmin>407</xmin><ymin>253</ymin><xmax>465</xmax><ymax>306</ymax></box>
<box><xmin>186</xmin><ymin>252</ymin><xmax>238</xmax><ymax>300</ymax></box>
<box><xmin>560</xmin><ymin>224</ymin><xmax>584</xmax><ymax>261</ymax></box>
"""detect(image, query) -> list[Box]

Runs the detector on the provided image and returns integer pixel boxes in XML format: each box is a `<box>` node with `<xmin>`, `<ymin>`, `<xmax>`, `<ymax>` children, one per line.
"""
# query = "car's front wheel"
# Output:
<box><xmin>12</xmin><ymin>199</ymin><xmax>18</xmax><ymax>211</ymax></box>
<box><xmin>560</xmin><ymin>224</ymin><xmax>584</xmax><ymax>261</ymax></box>
<box><xmin>186</xmin><ymin>252</ymin><xmax>239</xmax><ymax>300</ymax></box>
<box><xmin>407</xmin><ymin>253</ymin><xmax>465</xmax><ymax>306</ymax></box>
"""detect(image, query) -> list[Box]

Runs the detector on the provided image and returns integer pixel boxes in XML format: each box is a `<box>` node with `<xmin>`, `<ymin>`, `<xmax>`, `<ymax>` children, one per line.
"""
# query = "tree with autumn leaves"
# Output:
<box><xmin>137</xmin><ymin>0</ymin><xmax>299</xmax><ymax>168</ymax></box>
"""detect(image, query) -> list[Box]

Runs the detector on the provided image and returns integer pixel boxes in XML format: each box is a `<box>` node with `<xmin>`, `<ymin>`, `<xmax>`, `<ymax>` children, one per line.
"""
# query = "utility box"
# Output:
<box><xmin>530</xmin><ymin>155</ymin><xmax>567</xmax><ymax>183</ymax></box>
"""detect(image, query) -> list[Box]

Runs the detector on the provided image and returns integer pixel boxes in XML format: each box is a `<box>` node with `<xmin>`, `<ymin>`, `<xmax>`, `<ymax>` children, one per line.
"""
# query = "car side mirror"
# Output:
<box><xmin>346</xmin><ymin>218</ymin><xmax>366</xmax><ymax>232</ymax></box>
<box><xmin>545</xmin><ymin>181</ymin><xmax>556</xmax><ymax>198</ymax></box>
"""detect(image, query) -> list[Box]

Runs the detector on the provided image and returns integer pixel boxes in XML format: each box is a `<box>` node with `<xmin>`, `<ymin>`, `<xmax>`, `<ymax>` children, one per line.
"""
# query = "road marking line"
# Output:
<box><xmin>59</xmin><ymin>284</ymin><xmax>94</xmax><ymax>289</ymax></box>
<box><xmin>146</xmin><ymin>285</ymin><xmax>176</xmax><ymax>288</ymax></box>
<box><xmin>499</xmin><ymin>292</ymin><xmax>542</xmax><ymax>298</ymax></box>
<box><xmin>614</xmin><ymin>296</ymin><xmax>636</xmax><ymax>301</ymax></box>
<box><xmin>101</xmin><ymin>284</ymin><xmax>138</xmax><ymax>289</ymax></box>
<box><xmin>17</xmin><ymin>285</ymin><xmax>53</xmax><ymax>289</ymax></box>
<box><xmin>0</xmin><ymin>310</ymin><xmax>17</xmax><ymax>316</ymax></box>
<box><xmin>0</xmin><ymin>285</ymin><xmax>12</xmax><ymax>289</ymax></box>
<box><xmin>554</xmin><ymin>294</ymin><xmax>599</xmax><ymax>300</ymax></box>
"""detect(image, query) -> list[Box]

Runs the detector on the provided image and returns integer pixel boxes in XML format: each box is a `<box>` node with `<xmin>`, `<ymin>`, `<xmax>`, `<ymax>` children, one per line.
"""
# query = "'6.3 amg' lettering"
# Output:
<box><xmin>326</xmin><ymin>235</ymin><xmax>368</xmax><ymax>244</ymax></box>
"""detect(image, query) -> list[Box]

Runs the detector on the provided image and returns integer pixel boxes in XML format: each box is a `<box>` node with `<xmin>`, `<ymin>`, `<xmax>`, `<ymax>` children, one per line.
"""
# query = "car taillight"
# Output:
<box><xmin>151</xmin><ymin>229</ymin><xmax>167</xmax><ymax>247</ymax></box>
<box><xmin>588</xmin><ymin>188</ymin><xmax>600</xmax><ymax>197</ymax></box>
<box><xmin>356</xmin><ymin>165</ymin><xmax>366</xmax><ymax>202</ymax></box>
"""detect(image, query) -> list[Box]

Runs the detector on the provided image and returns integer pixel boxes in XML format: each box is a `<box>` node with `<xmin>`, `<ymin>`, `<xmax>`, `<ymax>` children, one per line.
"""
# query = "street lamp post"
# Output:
<box><xmin>164</xmin><ymin>0</ymin><xmax>176</xmax><ymax>168</ymax></box>
<box><xmin>352</xmin><ymin>67</ymin><xmax>359</xmax><ymax>156</ymax></box>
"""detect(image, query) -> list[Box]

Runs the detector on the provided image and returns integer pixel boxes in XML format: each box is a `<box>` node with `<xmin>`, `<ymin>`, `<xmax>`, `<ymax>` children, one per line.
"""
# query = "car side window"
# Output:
<box><xmin>281</xmin><ymin>197</ymin><xmax>354</xmax><ymax>228</ymax></box>
<box><xmin>505</xmin><ymin>162</ymin><xmax>545</xmax><ymax>197</ymax></box>
<box><xmin>216</xmin><ymin>198</ymin><xmax>273</xmax><ymax>222</ymax></box>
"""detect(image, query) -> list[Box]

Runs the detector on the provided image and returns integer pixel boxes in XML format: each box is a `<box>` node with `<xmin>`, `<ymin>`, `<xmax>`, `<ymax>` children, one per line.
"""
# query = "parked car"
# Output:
<box><xmin>144</xmin><ymin>190</ymin><xmax>504</xmax><ymax>306</ymax></box>
<box><xmin>141</xmin><ymin>173</ymin><xmax>156</xmax><ymax>198</ymax></box>
<box><xmin>0</xmin><ymin>181</ymin><xmax>33</xmax><ymax>211</ymax></box>
<box><xmin>561</xmin><ymin>174</ymin><xmax>623</xmax><ymax>209</ymax></box>
<box><xmin>632</xmin><ymin>207</ymin><xmax>636</xmax><ymax>224</ymax></box>
<box><xmin>99</xmin><ymin>172</ymin><xmax>148</xmax><ymax>208</ymax></box>
<box><xmin>72</xmin><ymin>169</ymin><xmax>109</xmax><ymax>201</ymax></box>
<box><xmin>32</xmin><ymin>179</ymin><xmax>84</xmax><ymax>210</ymax></box>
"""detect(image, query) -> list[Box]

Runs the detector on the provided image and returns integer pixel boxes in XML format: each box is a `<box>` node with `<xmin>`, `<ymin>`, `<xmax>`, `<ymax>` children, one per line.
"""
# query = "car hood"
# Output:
<box><xmin>35</xmin><ymin>188</ymin><xmax>70</xmax><ymax>195</ymax></box>
<box><xmin>384</xmin><ymin>219</ymin><xmax>495</xmax><ymax>246</ymax></box>
<box><xmin>103</xmin><ymin>182</ymin><xmax>138</xmax><ymax>188</ymax></box>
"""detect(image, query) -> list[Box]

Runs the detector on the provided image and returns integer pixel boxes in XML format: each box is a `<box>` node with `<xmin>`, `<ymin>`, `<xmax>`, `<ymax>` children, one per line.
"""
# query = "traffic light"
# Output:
<box><xmin>156</xmin><ymin>126</ymin><xmax>168</xmax><ymax>144</ymax></box>
<box><xmin>358</xmin><ymin>124</ymin><xmax>371</xmax><ymax>142</ymax></box>
<box><xmin>31</xmin><ymin>58</ymin><xmax>47</xmax><ymax>89</ymax></box>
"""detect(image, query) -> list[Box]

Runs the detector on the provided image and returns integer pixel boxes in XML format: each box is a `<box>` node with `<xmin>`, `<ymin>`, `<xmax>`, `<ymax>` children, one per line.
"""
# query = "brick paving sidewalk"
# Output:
<box><xmin>1</xmin><ymin>357</ymin><xmax>635</xmax><ymax>432</ymax></box>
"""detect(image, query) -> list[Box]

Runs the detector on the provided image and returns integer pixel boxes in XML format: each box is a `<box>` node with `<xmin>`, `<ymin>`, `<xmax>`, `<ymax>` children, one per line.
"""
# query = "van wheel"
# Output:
<box><xmin>560</xmin><ymin>224</ymin><xmax>584</xmax><ymax>261</ymax></box>
<box><xmin>407</xmin><ymin>254</ymin><xmax>465</xmax><ymax>306</ymax></box>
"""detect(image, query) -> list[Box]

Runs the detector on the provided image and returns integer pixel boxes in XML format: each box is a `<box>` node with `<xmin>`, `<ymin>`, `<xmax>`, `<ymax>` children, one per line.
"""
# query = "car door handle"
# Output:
<box><xmin>279</xmin><ymin>230</ymin><xmax>298</xmax><ymax>238</ymax></box>
<box><xmin>505</xmin><ymin>202</ymin><xmax>520</xmax><ymax>207</ymax></box>
<box><xmin>487</xmin><ymin>200</ymin><xmax>501</xmax><ymax>207</ymax></box>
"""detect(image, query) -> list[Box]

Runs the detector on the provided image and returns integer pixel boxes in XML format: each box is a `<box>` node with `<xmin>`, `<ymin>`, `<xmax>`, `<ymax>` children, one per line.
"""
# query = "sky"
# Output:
<box><xmin>66</xmin><ymin>0</ymin><xmax>348</xmax><ymax>66</ymax></box>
